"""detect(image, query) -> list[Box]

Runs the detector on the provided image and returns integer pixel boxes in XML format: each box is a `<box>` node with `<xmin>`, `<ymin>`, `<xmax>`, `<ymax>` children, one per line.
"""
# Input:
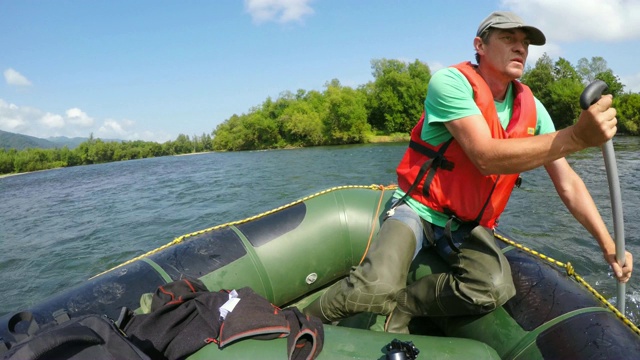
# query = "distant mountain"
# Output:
<box><xmin>0</xmin><ymin>130</ymin><xmax>59</xmax><ymax>151</ymax></box>
<box><xmin>46</xmin><ymin>136</ymin><xmax>91</xmax><ymax>149</ymax></box>
<box><xmin>0</xmin><ymin>130</ymin><xmax>120</xmax><ymax>151</ymax></box>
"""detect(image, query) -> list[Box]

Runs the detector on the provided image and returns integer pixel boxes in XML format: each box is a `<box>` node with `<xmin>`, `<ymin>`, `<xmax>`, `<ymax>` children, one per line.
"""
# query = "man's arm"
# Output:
<box><xmin>545</xmin><ymin>157</ymin><xmax>632</xmax><ymax>283</ymax></box>
<box><xmin>444</xmin><ymin>95</ymin><xmax>617</xmax><ymax>175</ymax></box>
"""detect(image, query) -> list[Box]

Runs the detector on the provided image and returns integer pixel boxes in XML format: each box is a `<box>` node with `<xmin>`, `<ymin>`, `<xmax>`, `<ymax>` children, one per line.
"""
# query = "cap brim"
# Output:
<box><xmin>491</xmin><ymin>23</ymin><xmax>546</xmax><ymax>45</ymax></box>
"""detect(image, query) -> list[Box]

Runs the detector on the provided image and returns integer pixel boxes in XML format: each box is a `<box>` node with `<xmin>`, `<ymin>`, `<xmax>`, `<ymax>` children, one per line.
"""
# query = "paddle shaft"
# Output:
<box><xmin>580</xmin><ymin>80</ymin><xmax>626</xmax><ymax>313</ymax></box>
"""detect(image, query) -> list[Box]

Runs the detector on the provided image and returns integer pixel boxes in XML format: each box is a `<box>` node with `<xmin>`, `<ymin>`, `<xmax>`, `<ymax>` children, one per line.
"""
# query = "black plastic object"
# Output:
<box><xmin>579</xmin><ymin>80</ymin><xmax>609</xmax><ymax>110</ymax></box>
<box><xmin>385</xmin><ymin>339</ymin><xmax>420</xmax><ymax>360</ymax></box>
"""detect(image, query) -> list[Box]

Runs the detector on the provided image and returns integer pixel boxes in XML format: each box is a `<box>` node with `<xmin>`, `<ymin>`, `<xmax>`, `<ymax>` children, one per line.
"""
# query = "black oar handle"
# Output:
<box><xmin>580</xmin><ymin>80</ymin><xmax>609</xmax><ymax>110</ymax></box>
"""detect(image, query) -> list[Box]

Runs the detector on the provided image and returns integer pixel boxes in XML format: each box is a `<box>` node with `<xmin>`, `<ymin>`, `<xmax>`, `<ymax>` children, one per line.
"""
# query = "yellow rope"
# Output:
<box><xmin>91</xmin><ymin>184</ymin><xmax>397</xmax><ymax>279</ymax></box>
<box><xmin>494</xmin><ymin>232</ymin><xmax>640</xmax><ymax>336</ymax></box>
<box><xmin>358</xmin><ymin>184</ymin><xmax>392</xmax><ymax>265</ymax></box>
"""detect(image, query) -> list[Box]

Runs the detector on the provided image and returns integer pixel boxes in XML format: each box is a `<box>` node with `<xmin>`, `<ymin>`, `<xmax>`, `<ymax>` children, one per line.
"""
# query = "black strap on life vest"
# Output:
<box><xmin>390</xmin><ymin>138</ymin><xmax>457</xmax><ymax>251</ymax></box>
<box><xmin>393</xmin><ymin>138</ymin><xmax>455</xmax><ymax>210</ymax></box>
<box><xmin>440</xmin><ymin>173</ymin><xmax>500</xmax><ymax>254</ymax></box>
<box><xmin>408</xmin><ymin>138</ymin><xmax>455</xmax><ymax>172</ymax></box>
<box><xmin>397</xmin><ymin>138</ymin><xmax>519</xmax><ymax>254</ymax></box>
<box><xmin>472</xmin><ymin>173</ymin><xmax>522</xmax><ymax>226</ymax></box>
<box><xmin>414</xmin><ymin>139</ymin><xmax>455</xmax><ymax>199</ymax></box>
<box><xmin>472</xmin><ymin>175</ymin><xmax>501</xmax><ymax>225</ymax></box>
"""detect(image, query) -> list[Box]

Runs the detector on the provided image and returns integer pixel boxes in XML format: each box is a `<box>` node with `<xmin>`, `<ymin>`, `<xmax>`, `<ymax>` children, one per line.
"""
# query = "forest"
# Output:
<box><xmin>1</xmin><ymin>55</ymin><xmax>639</xmax><ymax>176</ymax></box>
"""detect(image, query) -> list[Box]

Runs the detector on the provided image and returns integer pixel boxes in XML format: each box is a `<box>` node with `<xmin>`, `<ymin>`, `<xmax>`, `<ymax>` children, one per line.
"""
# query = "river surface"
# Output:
<box><xmin>1</xmin><ymin>139</ymin><xmax>640</xmax><ymax>322</ymax></box>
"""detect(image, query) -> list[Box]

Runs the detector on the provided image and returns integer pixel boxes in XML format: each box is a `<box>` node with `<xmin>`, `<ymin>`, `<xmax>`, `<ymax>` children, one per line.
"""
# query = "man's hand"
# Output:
<box><xmin>606</xmin><ymin>250</ymin><xmax>633</xmax><ymax>283</ymax></box>
<box><xmin>571</xmin><ymin>94</ymin><xmax>617</xmax><ymax>149</ymax></box>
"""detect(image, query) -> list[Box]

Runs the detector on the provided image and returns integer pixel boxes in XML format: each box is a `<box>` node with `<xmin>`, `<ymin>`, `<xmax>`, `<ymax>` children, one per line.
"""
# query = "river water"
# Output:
<box><xmin>1</xmin><ymin>139</ymin><xmax>639</xmax><ymax>323</ymax></box>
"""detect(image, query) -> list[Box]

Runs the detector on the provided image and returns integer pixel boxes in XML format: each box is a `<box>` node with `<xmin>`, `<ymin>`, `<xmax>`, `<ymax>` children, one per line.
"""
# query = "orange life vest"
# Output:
<box><xmin>396</xmin><ymin>61</ymin><xmax>538</xmax><ymax>228</ymax></box>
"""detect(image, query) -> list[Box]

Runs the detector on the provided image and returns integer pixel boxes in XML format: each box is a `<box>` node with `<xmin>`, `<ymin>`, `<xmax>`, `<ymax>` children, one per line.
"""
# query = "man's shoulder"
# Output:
<box><xmin>432</xmin><ymin>66</ymin><xmax>467</xmax><ymax>83</ymax></box>
<box><xmin>428</xmin><ymin>66</ymin><xmax>474</xmax><ymax>99</ymax></box>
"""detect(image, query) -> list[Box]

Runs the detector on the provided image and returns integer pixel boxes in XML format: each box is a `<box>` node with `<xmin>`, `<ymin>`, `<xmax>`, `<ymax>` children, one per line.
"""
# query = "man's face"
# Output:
<box><xmin>479</xmin><ymin>29</ymin><xmax>530</xmax><ymax>80</ymax></box>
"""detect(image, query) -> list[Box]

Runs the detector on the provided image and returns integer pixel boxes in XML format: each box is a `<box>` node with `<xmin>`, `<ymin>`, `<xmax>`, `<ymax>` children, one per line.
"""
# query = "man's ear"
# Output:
<box><xmin>473</xmin><ymin>37</ymin><xmax>485</xmax><ymax>55</ymax></box>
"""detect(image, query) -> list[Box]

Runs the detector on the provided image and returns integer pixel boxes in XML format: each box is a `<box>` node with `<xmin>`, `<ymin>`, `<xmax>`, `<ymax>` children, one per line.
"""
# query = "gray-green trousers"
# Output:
<box><xmin>306</xmin><ymin>216</ymin><xmax>515</xmax><ymax>321</ymax></box>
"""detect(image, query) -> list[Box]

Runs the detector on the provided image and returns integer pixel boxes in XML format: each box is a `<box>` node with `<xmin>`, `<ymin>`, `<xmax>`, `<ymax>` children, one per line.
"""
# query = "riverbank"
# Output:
<box><xmin>0</xmin><ymin>167</ymin><xmax>62</xmax><ymax>179</ymax></box>
<box><xmin>1</xmin><ymin>135</ymin><xmax>411</xmax><ymax>178</ymax></box>
<box><xmin>368</xmin><ymin>133</ymin><xmax>410</xmax><ymax>143</ymax></box>
<box><xmin>0</xmin><ymin>172</ymin><xmax>21</xmax><ymax>179</ymax></box>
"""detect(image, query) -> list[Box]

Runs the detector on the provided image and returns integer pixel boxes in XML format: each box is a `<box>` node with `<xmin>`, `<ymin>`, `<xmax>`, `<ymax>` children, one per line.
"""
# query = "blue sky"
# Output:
<box><xmin>1</xmin><ymin>0</ymin><xmax>639</xmax><ymax>143</ymax></box>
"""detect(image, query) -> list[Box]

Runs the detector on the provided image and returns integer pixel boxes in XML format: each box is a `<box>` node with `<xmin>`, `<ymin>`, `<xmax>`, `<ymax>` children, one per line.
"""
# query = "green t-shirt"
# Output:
<box><xmin>395</xmin><ymin>67</ymin><xmax>556</xmax><ymax>227</ymax></box>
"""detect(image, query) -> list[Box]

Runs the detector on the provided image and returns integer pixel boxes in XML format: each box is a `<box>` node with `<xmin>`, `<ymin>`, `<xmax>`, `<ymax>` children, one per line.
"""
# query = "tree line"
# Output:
<box><xmin>0</xmin><ymin>133</ymin><xmax>215</xmax><ymax>175</ymax></box>
<box><xmin>211</xmin><ymin>55</ymin><xmax>639</xmax><ymax>151</ymax></box>
<box><xmin>1</xmin><ymin>55</ymin><xmax>639</xmax><ymax>176</ymax></box>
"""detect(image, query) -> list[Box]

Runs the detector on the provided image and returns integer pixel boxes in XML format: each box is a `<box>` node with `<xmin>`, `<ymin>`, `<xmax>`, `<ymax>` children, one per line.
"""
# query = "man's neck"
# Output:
<box><xmin>476</xmin><ymin>65</ymin><xmax>511</xmax><ymax>101</ymax></box>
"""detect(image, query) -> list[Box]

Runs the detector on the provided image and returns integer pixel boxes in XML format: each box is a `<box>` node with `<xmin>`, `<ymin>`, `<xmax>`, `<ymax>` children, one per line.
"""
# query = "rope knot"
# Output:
<box><xmin>565</xmin><ymin>262</ymin><xmax>575</xmax><ymax>276</ymax></box>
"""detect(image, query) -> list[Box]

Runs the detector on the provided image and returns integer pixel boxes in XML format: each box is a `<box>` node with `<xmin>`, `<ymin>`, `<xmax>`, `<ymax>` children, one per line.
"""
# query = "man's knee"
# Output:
<box><xmin>458</xmin><ymin>274</ymin><xmax>516</xmax><ymax>314</ymax></box>
<box><xmin>319</xmin><ymin>278</ymin><xmax>399</xmax><ymax>320</ymax></box>
<box><xmin>458</xmin><ymin>225</ymin><xmax>515</xmax><ymax>312</ymax></box>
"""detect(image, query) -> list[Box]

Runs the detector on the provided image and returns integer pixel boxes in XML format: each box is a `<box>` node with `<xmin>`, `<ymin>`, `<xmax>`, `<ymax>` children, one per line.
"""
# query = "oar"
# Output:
<box><xmin>579</xmin><ymin>80</ymin><xmax>626</xmax><ymax>314</ymax></box>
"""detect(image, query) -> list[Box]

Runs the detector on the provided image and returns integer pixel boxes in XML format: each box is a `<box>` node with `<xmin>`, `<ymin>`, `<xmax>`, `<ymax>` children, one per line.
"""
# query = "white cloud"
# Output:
<box><xmin>526</xmin><ymin>41</ymin><xmax>563</xmax><ymax>65</ymax></box>
<box><xmin>621</xmin><ymin>72</ymin><xmax>640</xmax><ymax>92</ymax></box>
<box><xmin>0</xmin><ymin>99</ymin><xmax>39</xmax><ymax>133</ymax></box>
<box><xmin>139</xmin><ymin>130</ymin><xmax>172</xmax><ymax>143</ymax></box>
<box><xmin>428</xmin><ymin>61</ymin><xmax>445</xmax><ymax>73</ymax></box>
<box><xmin>0</xmin><ymin>99</ymin><xmax>165</xmax><ymax>141</ymax></box>
<box><xmin>3</xmin><ymin>68</ymin><xmax>32</xmax><ymax>87</ymax></box>
<box><xmin>98</xmin><ymin>119</ymin><xmax>125</xmax><ymax>135</ymax></box>
<box><xmin>96</xmin><ymin>118</ymin><xmax>138</xmax><ymax>140</ymax></box>
<box><xmin>40</xmin><ymin>113</ymin><xmax>65</xmax><ymax>129</ymax></box>
<box><xmin>66</xmin><ymin>108</ymin><xmax>94</xmax><ymax>127</ymax></box>
<box><xmin>244</xmin><ymin>0</ymin><xmax>314</xmax><ymax>24</ymax></box>
<box><xmin>502</xmin><ymin>0</ymin><xmax>640</xmax><ymax>42</ymax></box>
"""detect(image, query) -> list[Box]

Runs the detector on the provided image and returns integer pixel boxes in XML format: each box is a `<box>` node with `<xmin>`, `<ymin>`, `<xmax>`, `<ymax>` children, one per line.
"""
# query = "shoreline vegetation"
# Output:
<box><xmin>0</xmin><ymin>134</ymin><xmax>411</xmax><ymax>179</ymax></box>
<box><xmin>2</xmin><ymin>56</ymin><xmax>639</xmax><ymax>178</ymax></box>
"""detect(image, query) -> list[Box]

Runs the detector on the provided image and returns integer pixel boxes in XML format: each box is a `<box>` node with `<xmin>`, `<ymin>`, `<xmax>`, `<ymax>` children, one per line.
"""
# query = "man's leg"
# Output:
<box><xmin>387</xmin><ymin>225</ymin><xmax>515</xmax><ymax>330</ymax></box>
<box><xmin>303</xmin><ymin>204</ymin><xmax>422</xmax><ymax>323</ymax></box>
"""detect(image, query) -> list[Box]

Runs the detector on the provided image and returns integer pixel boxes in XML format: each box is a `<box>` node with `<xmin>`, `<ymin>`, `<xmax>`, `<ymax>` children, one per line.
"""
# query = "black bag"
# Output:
<box><xmin>1</xmin><ymin>312</ymin><xmax>150</xmax><ymax>360</ymax></box>
<box><xmin>123</xmin><ymin>278</ymin><xmax>324</xmax><ymax>360</ymax></box>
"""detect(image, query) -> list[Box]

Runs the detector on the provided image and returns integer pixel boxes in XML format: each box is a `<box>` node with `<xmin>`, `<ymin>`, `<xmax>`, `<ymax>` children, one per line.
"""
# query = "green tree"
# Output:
<box><xmin>212</xmin><ymin>115</ymin><xmax>243</xmax><ymax>151</ymax></box>
<box><xmin>0</xmin><ymin>149</ymin><xmax>16</xmax><ymax>174</ymax></box>
<box><xmin>88</xmin><ymin>139</ymin><xmax>115</xmax><ymax>163</ymax></box>
<box><xmin>279</xmin><ymin>100</ymin><xmax>324</xmax><ymax>146</ymax></box>
<box><xmin>200</xmin><ymin>132</ymin><xmax>213</xmax><ymax>151</ymax></box>
<box><xmin>12</xmin><ymin>148</ymin><xmax>52</xmax><ymax>172</ymax></box>
<box><xmin>615</xmin><ymin>93</ymin><xmax>640</xmax><ymax>135</ymax></box>
<box><xmin>322</xmin><ymin>80</ymin><xmax>370</xmax><ymax>144</ymax></box>
<box><xmin>263</xmin><ymin>93</ymin><xmax>294</xmax><ymax>122</ymax></box>
<box><xmin>243</xmin><ymin>112</ymin><xmax>282</xmax><ymax>149</ymax></box>
<box><xmin>58</xmin><ymin>146</ymin><xmax>81</xmax><ymax>166</ymax></box>
<box><xmin>547</xmin><ymin>78</ymin><xmax>583</xmax><ymax>128</ymax></box>
<box><xmin>173</xmin><ymin>134</ymin><xmax>193</xmax><ymax>154</ymax></box>
<box><xmin>366</xmin><ymin>59</ymin><xmax>431</xmax><ymax>133</ymax></box>
<box><xmin>553</xmin><ymin>58</ymin><xmax>580</xmax><ymax>82</ymax></box>
<box><xmin>595</xmin><ymin>70</ymin><xmax>625</xmax><ymax>97</ymax></box>
<box><xmin>576</xmin><ymin>56</ymin><xmax>625</xmax><ymax>96</ymax></box>
<box><xmin>74</xmin><ymin>142</ymin><xmax>91</xmax><ymax>165</ymax></box>
<box><xmin>577</xmin><ymin>56</ymin><xmax>608</xmax><ymax>84</ymax></box>
<box><xmin>523</xmin><ymin>55</ymin><xmax>583</xmax><ymax>129</ymax></box>
<box><xmin>521</xmin><ymin>53</ymin><xmax>554</xmax><ymax>105</ymax></box>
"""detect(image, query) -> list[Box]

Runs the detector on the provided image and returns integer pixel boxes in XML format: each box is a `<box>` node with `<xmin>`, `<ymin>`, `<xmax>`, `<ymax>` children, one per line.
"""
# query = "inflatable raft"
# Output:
<box><xmin>1</xmin><ymin>185</ymin><xmax>639</xmax><ymax>359</ymax></box>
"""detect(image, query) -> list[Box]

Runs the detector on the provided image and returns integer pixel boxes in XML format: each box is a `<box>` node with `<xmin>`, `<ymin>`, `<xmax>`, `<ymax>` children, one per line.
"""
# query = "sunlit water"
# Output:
<box><xmin>1</xmin><ymin>139</ymin><xmax>639</xmax><ymax>322</ymax></box>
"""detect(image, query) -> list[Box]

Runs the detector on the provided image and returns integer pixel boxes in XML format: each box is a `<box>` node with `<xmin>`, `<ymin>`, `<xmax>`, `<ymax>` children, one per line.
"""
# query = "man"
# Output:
<box><xmin>303</xmin><ymin>11</ymin><xmax>633</xmax><ymax>334</ymax></box>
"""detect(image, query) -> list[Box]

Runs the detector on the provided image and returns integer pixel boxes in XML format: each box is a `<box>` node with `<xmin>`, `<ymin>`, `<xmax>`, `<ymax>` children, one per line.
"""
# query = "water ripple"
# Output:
<box><xmin>1</xmin><ymin>139</ymin><xmax>639</xmax><ymax>321</ymax></box>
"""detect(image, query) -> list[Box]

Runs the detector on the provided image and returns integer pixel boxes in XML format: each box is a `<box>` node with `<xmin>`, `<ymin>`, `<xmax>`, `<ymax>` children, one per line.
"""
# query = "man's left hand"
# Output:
<box><xmin>607</xmin><ymin>250</ymin><xmax>633</xmax><ymax>283</ymax></box>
